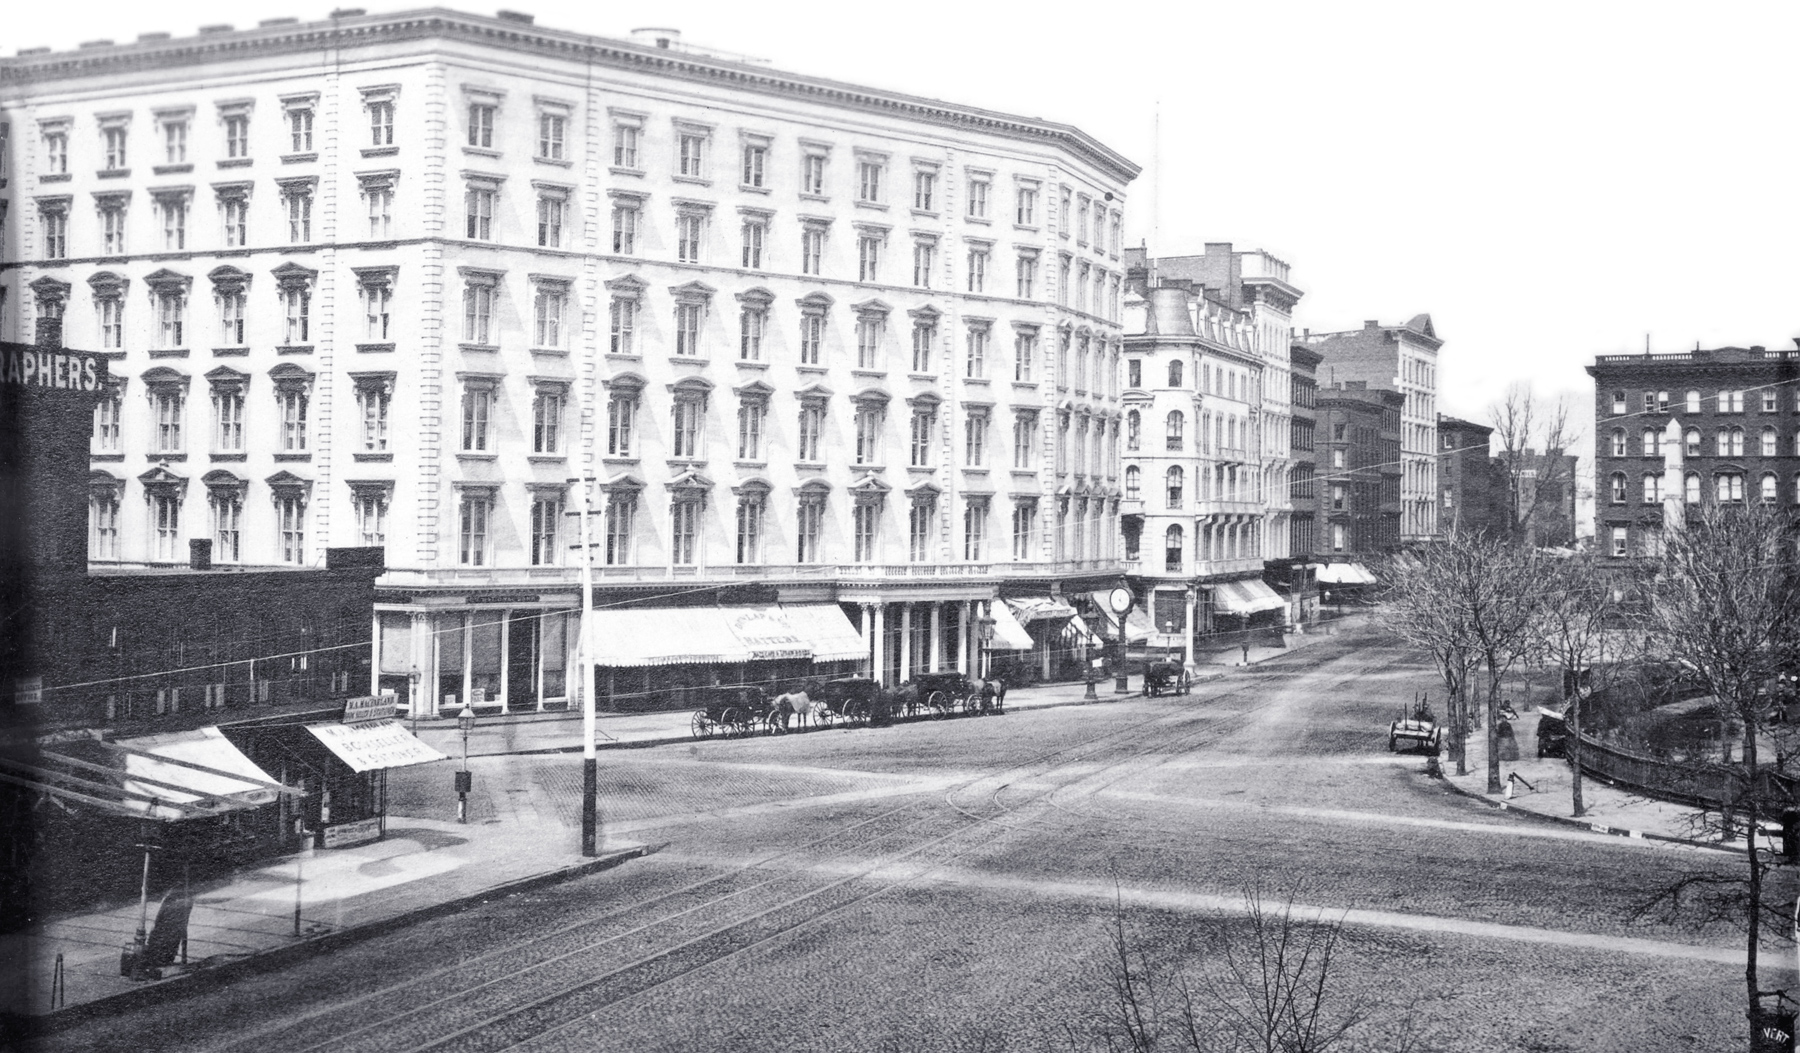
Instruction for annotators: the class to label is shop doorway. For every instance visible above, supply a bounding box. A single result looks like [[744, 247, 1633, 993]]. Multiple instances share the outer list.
[[507, 611, 538, 711]]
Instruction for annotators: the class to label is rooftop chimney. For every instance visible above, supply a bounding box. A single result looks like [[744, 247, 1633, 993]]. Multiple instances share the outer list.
[[631, 27, 681, 48], [198, 24, 234, 33], [258, 18, 298, 26], [79, 39, 115, 48], [1363, 320, 1380, 330], [496, 9, 535, 23], [137, 32, 171, 42], [330, 8, 368, 17]]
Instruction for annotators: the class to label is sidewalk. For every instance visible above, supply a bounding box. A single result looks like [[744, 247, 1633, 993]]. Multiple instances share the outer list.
[[1438, 707, 1744, 854], [3, 816, 644, 1026]]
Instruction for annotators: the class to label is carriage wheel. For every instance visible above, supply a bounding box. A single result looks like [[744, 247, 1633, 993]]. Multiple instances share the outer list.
[[766, 711, 785, 735], [962, 694, 982, 716], [811, 706, 834, 730], [925, 690, 950, 718], [1387, 734, 1399, 753], [720, 707, 742, 737], [690, 712, 709, 740]]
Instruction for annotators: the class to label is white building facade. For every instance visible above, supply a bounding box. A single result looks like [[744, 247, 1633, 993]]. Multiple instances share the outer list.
[[0, 10, 1138, 713]]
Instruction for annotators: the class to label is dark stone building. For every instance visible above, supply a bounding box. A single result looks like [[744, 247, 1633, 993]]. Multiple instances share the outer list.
[[1436, 414, 1505, 537], [1315, 382, 1404, 560]]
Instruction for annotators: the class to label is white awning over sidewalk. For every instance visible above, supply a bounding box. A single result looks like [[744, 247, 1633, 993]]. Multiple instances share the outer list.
[[588, 607, 757, 666], [1313, 562, 1377, 585], [1211, 579, 1288, 615], [0, 728, 300, 822], [306, 721, 446, 774], [779, 604, 867, 662], [988, 601, 1035, 650]]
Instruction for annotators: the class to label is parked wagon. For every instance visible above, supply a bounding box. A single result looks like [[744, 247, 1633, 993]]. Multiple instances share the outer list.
[[911, 672, 978, 717], [1388, 694, 1442, 753], [812, 676, 885, 726], [1141, 659, 1191, 697], [689, 685, 777, 739]]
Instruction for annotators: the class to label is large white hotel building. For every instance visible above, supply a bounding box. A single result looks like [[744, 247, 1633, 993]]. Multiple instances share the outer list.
[[0, 9, 1138, 714]]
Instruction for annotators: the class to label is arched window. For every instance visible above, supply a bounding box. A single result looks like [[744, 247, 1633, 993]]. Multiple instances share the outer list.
[[1762, 427, 1778, 456], [1641, 429, 1658, 456], [1167, 359, 1184, 387], [1608, 472, 1626, 503], [1717, 428, 1730, 456], [1730, 427, 1745, 456], [1124, 464, 1140, 499], [1609, 429, 1626, 456], [1684, 472, 1700, 504], [1165, 410, 1184, 451], [1684, 428, 1700, 456], [1761, 472, 1779, 504], [1164, 524, 1183, 572], [1642, 473, 1661, 503], [1716, 473, 1744, 503], [1125, 410, 1140, 451], [1166, 466, 1184, 509], [1794, 430, 1800, 457], [1794, 473, 1800, 505], [1685, 390, 1701, 414]]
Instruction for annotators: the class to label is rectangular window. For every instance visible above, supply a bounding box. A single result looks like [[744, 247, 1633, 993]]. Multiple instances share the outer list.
[[609, 298, 637, 354], [222, 197, 248, 247], [606, 392, 636, 455], [222, 114, 250, 159], [858, 235, 882, 282], [914, 170, 936, 211], [677, 213, 704, 264], [966, 247, 988, 293], [802, 227, 825, 276], [99, 298, 125, 349], [612, 203, 639, 254], [538, 112, 566, 160], [468, 103, 495, 149], [800, 314, 824, 365], [1014, 331, 1036, 382], [913, 241, 936, 288], [740, 308, 766, 361], [671, 400, 704, 457], [802, 153, 826, 195], [671, 501, 700, 565], [460, 494, 491, 566], [1016, 185, 1037, 225], [370, 101, 394, 147], [1016, 255, 1037, 299], [156, 198, 187, 250], [533, 389, 564, 454], [853, 503, 879, 563], [279, 389, 308, 452], [157, 292, 187, 348], [908, 501, 934, 561], [911, 411, 934, 467], [152, 494, 181, 562], [366, 187, 393, 238], [858, 160, 883, 203], [742, 218, 766, 269], [358, 385, 389, 452], [798, 404, 823, 461], [466, 187, 495, 240], [530, 497, 561, 566], [963, 503, 986, 561], [212, 494, 241, 562], [214, 389, 244, 451], [534, 286, 566, 347], [461, 387, 492, 451], [104, 127, 128, 170], [1013, 415, 1035, 468], [44, 130, 68, 173], [42, 211, 67, 259], [164, 120, 188, 164], [965, 326, 988, 379], [911, 322, 936, 373], [286, 189, 313, 243], [90, 492, 120, 559], [1011, 503, 1036, 560], [283, 288, 310, 344], [674, 302, 704, 357], [604, 495, 635, 565], [362, 284, 391, 340], [742, 143, 766, 187], [289, 109, 313, 153], [678, 133, 706, 178], [796, 499, 823, 563], [536, 194, 564, 248], [150, 392, 185, 453], [737, 399, 766, 459], [854, 406, 882, 464], [964, 415, 986, 467], [355, 493, 387, 546], [464, 283, 494, 343], [856, 317, 883, 370], [612, 123, 639, 167], [966, 177, 990, 219]]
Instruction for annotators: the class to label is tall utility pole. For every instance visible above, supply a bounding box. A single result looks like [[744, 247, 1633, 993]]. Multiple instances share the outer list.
[[576, 463, 599, 857]]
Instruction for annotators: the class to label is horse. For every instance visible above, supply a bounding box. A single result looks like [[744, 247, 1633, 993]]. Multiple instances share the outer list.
[[771, 682, 834, 731], [879, 682, 918, 723], [976, 677, 1007, 714]]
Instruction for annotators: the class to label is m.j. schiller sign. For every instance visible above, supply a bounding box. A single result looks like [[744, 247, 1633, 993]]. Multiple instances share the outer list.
[[1, 346, 106, 390]]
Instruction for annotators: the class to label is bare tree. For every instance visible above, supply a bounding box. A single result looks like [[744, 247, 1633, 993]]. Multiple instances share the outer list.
[[1638, 499, 1800, 1042], [1531, 553, 1626, 816], [1462, 536, 1548, 793], [1489, 384, 1580, 548], [1383, 541, 1480, 775]]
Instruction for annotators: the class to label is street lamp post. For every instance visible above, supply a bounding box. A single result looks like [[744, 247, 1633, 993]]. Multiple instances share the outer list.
[[455, 705, 475, 823], [407, 665, 421, 736], [976, 615, 996, 682]]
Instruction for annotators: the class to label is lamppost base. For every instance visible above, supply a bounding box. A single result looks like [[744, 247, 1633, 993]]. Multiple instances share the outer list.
[[1114, 675, 1131, 695], [1083, 678, 1098, 700]]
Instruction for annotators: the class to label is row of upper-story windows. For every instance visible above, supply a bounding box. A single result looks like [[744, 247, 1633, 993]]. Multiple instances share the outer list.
[[1121, 408, 1254, 457], [1122, 357, 1257, 399], [1606, 425, 1800, 459], [1604, 470, 1800, 508], [1609, 387, 1800, 416], [1121, 462, 1265, 510]]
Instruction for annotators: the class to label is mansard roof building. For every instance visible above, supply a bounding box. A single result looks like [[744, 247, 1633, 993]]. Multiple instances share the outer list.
[[0, 8, 1139, 713]]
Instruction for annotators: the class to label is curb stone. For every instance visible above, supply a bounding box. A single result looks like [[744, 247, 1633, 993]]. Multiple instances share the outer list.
[[15, 844, 648, 1036], [1431, 770, 1739, 855]]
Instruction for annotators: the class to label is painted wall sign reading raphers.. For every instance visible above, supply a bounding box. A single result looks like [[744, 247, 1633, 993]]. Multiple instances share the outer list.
[[0, 346, 107, 390]]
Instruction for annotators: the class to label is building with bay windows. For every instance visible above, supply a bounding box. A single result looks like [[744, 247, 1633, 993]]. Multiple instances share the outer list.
[[1, 9, 1137, 713]]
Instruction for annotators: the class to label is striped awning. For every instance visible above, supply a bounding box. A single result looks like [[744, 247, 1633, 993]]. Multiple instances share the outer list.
[[988, 601, 1035, 650], [0, 728, 299, 822], [779, 604, 868, 662], [1211, 579, 1288, 615]]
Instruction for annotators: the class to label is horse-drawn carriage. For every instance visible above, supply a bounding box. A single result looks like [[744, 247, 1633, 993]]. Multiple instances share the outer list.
[[1387, 693, 1442, 753], [1141, 658, 1192, 697], [908, 672, 1005, 717], [689, 685, 779, 739]]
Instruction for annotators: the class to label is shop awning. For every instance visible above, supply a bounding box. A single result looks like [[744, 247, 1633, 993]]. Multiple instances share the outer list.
[[1211, 579, 1288, 615], [589, 606, 758, 666], [779, 604, 868, 662], [987, 601, 1035, 650], [1006, 597, 1078, 627], [1062, 615, 1103, 649], [305, 720, 445, 774], [0, 728, 299, 822], [1314, 563, 1377, 585], [721, 606, 812, 661]]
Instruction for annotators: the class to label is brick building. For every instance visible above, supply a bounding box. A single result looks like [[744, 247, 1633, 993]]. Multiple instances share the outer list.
[[1315, 381, 1403, 560], [1436, 413, 1503, 537]]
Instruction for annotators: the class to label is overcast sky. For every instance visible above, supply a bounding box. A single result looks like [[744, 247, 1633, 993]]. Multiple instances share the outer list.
[[14, 1, 1799, 429]]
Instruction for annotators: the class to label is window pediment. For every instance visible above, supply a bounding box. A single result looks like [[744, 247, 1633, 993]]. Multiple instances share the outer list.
[[138, 466, 187, 495], [205, 366, 249, 391], [352, 265, 398, 289], [736, 286, 776, 309], [668, 280, 716, 303], [208, 265, 252, 292], [202, 469, 248, 494], [605, 273, 648, 298], [605, 371, 648, 393], [87, 271, 129, 298], [852, 298, 892, 317], [143, 268, 192, 294], [141, 366, 190, 390], [796, 291, 835, 313]]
